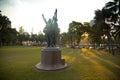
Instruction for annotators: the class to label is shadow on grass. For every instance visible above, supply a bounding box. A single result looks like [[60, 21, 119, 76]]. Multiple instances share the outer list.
[[80, 49, 120, 80]]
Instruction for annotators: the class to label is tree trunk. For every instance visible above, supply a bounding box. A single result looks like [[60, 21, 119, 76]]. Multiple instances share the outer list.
[[0, 42, 1, 47], [111, 44, 115, 55], [108, 36, 115, 55], [107, 36, 111, 54], [0, 33, 2, 47]]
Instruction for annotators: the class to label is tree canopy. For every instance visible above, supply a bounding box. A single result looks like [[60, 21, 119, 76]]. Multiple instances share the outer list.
[[0, 11, 18, 46]]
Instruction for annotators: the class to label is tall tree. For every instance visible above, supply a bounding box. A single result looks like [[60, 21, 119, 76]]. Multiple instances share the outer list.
[[103, 0, 120, 55], [92, 9, 115, 54], [92, 0, 119, 55], [68, 21, 85, 45], [0, 11, 18, 46], [92, 10, 110, 44], [103, 0, 120, 45]]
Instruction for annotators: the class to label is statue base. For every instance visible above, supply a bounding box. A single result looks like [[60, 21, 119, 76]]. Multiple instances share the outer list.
[[35, 47, 67, 70]]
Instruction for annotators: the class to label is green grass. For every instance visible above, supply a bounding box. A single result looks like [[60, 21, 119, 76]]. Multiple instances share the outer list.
[[0, 46, 120, 80]]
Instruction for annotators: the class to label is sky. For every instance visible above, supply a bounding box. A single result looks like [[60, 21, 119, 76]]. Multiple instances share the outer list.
[[0, 0, 111, 34]]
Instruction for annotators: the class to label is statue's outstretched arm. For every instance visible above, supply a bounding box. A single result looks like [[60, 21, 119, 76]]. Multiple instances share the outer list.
[[42, 14, 47, 24]]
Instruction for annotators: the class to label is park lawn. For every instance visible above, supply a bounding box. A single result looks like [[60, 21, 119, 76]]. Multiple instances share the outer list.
[[0, 46, 120, 80]]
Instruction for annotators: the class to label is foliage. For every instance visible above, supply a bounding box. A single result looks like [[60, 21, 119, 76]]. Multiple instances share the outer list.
[[91, 0, 120, 55], [82, 22, 91, 42], [90, 10, 110, 44], [17, 26, 29, 45], [68, 21, 85, 45], [0, 11, 18, 46], [102, 0, 120, 44], [37, 33, 46, 42], [0, 47, 120, 80], [59, 32, 69, 46], [17, 27, 46, 46]]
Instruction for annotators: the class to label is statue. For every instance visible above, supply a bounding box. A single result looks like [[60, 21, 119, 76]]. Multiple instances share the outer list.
[[42, 9, 60, 47], [35, 9, 67, 71]]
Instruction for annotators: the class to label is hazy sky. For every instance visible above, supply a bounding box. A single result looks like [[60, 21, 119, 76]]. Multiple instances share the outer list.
[[0, 0, 111, 34]]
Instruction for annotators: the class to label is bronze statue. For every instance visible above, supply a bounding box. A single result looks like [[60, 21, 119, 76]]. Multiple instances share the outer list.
[[42, 9, 60, 47], [36, 9, 67, 70]]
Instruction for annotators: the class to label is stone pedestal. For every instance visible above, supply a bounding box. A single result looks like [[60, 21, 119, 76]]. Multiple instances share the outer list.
[[35, 47, 67, 70]]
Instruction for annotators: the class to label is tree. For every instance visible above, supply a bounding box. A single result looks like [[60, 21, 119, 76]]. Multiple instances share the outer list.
[[92, 10, 110, 44], [18, 26, 30, 45], [92, 0, 120, 55], [102, 0, 120, 55], [6, 28, 18, 45], [68, 21, 85, 45], [68, 22, 76, 45], [103, 0, 120, 45], [37, 33, 46, 43], [0, 11, 18, 46], [59, 32, 68, 46], [92, 9, 115, 54]]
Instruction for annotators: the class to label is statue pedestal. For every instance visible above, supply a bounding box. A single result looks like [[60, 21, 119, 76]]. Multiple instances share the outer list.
[[35, 47, 67, 70]]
